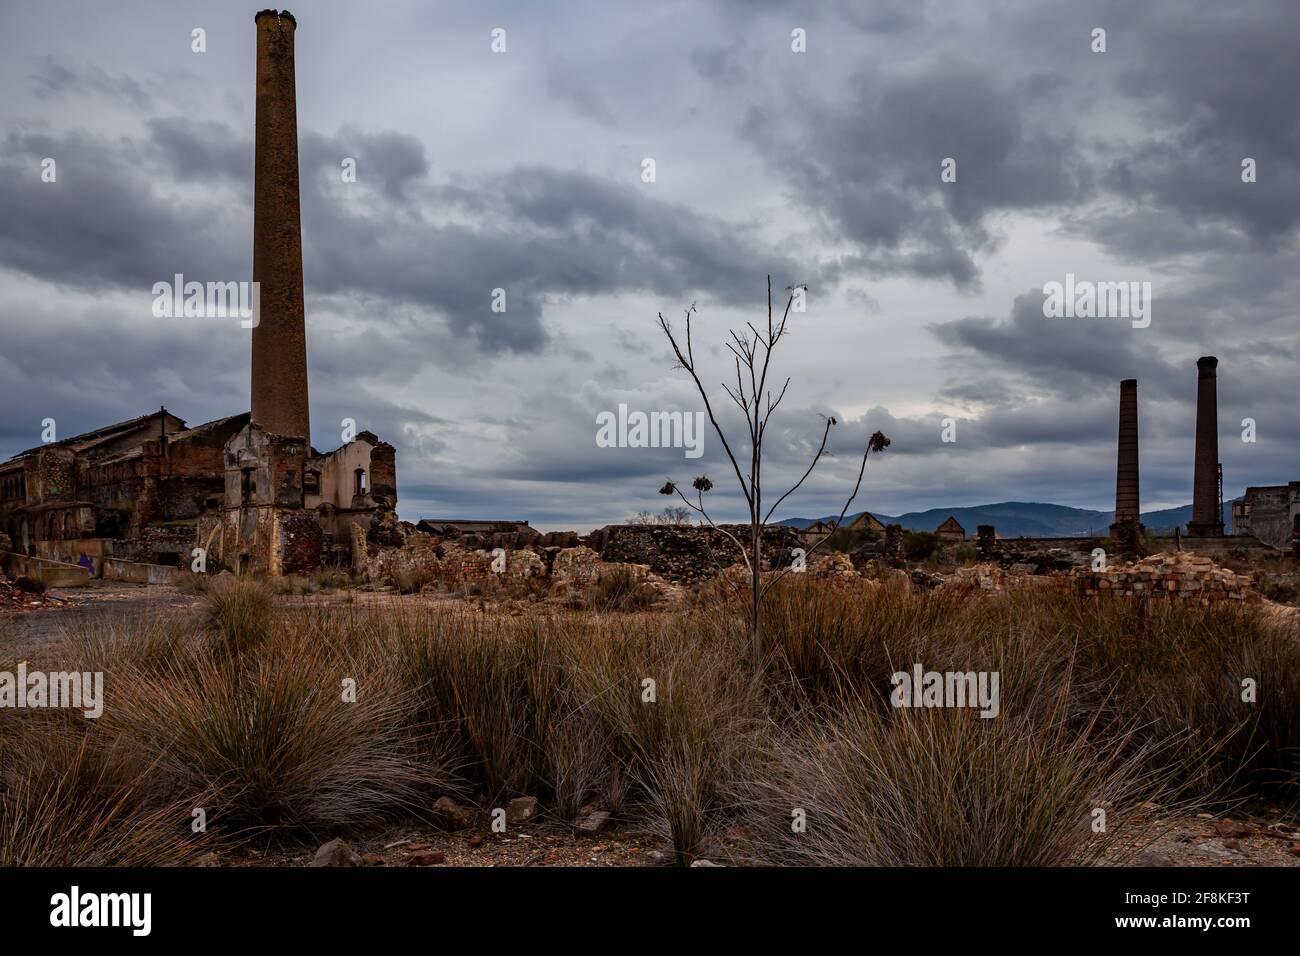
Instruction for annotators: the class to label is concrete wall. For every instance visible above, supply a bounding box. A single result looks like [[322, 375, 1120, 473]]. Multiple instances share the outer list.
[[2, 552, 91, 587], [101, 557, 180, 585]]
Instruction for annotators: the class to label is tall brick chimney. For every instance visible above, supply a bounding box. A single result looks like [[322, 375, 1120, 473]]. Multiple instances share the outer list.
[[1188, 355, 1223, 536], [1110, 378, 1141, 555], [251, 9, 310, 442]]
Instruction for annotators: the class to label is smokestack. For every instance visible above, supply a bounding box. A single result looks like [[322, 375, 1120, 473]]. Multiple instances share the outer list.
[[1188, 355, 1223, 536], [251, 9, 310, 442], [1110, 379, 1141, 558], [1113, 377, 1140, 512]]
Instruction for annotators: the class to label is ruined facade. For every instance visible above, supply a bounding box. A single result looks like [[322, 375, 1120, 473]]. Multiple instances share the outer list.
[[0, 410, 245, 573], [1232, 483, 1300, 551], [0, 10, 396, 582]]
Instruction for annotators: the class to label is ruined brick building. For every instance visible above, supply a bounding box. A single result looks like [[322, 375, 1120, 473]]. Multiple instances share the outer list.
[[1232, 483, 1300, 551], [0, 10, 396, 580]]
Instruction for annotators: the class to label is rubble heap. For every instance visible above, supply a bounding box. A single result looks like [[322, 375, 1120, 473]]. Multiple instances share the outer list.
[[0, 571, 66, 610], [939, 563, 1052, 593], [1065, 551, 1259, 603]]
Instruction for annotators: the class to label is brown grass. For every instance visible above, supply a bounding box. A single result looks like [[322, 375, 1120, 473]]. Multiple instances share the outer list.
[[0, 576, 1294, 866]]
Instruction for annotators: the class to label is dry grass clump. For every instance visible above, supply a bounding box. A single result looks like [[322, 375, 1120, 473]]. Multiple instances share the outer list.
[[102, 627, 439, 834], [733, 683, 1168, 866], [174, 571, 210, 594], [586, 568, 658, 612], [0, 714, 210, 866], [203, 575, 274, 660], [393, 565, 435, 594]]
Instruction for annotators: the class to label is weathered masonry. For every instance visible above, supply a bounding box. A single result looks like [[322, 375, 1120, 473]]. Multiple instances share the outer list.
[[0, 10, 397, 581]]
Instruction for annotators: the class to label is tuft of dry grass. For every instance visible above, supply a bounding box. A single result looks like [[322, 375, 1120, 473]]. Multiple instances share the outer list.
[[100, 627, 440, 835], [732, 679, 1173, 866], [203, 575, 273, 661], [0, 714, 212, 866], [586, 568, 658, 612]]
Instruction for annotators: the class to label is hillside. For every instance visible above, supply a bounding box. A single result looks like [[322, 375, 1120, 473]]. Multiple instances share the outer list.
[[780, 500, 1238, 538]]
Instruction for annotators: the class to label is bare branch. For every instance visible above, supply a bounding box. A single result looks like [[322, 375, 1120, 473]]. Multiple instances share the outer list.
[[763, 415, 834, 524]]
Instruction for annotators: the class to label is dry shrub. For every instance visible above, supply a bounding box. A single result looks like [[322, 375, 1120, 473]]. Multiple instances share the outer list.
[[393, 565, 433, 594], [575, 615, 760, 864], [587, 568, 658, 612], [0, 714, 211, 866], [174, 571, 211, 594], [6, 576, 1295, 865], [100, 625, 440, 836], [203, 575, 273, 660], [272, 574, 319, 596], [391, 610, 541, 799], [1050, 595, 1300, 804], [734, 682, 1167, 866]]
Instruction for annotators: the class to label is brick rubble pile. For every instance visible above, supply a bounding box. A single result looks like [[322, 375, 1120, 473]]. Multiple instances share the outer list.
[[1065, 551, 1259, 603]]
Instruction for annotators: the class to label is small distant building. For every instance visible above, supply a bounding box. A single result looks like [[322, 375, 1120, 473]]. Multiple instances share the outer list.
[[798, 519, 837, 548], [1232, 483, 1300, 550], [798, 512, 886, 549], [847, 512, 887, 535], [935, 516, 966, 543]]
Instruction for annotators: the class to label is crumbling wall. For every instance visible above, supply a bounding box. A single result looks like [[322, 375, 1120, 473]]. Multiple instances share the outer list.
[[32, 448, 76, 504], [279, 510, 327, 575], [589, 524, 799, 583], [1064, 551, 1259, 603]]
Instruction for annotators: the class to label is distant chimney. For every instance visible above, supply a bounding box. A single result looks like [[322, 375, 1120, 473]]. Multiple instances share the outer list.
[[251, 10, 310, 442], [1187, 356, 1223, 536], [1110, 378, 1141, 555]]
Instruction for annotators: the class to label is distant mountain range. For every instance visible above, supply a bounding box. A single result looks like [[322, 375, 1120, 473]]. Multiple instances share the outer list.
[[779, 500, 1241, 538]]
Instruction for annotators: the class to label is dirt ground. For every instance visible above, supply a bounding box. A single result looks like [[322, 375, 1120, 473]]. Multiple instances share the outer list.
[[205, 806, 1300, 868], [0, 580, 204, 659], [0, 580, 496, 660]]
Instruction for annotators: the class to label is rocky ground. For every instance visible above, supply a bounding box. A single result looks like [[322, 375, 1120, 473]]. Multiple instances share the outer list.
[[1100, 804, 1300, 867], [0, 578, 202, 658], [200, 803, 1300, 868]]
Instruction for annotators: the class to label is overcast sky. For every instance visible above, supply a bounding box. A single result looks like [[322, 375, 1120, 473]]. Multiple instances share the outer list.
[[1, 0, 1296, 530]]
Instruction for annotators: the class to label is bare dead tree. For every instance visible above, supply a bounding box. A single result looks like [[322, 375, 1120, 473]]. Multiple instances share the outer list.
[[657, 276, 890, 664]]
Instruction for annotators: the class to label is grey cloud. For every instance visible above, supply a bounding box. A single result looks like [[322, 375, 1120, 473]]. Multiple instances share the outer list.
[[545, 60, 618, 126], [749, 57, 1090, 287], [29, 55, 155, 111]]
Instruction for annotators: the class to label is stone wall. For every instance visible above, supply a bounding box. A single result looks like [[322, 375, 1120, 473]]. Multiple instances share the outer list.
[[589, 523, 799, 583]]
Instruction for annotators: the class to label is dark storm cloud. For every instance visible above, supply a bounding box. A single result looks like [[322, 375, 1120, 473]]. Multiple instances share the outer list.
[[296, 158, 808, 354], [147, 117, 250, 183], [544, 59, 617, 127], [748, 56, 1091, 288], [936, 291, 1181, 401], [302, 128, 430, 202], [1097, 2, 1300, 251], [0, 112, 804, 359], [0, 126, 248, 293]]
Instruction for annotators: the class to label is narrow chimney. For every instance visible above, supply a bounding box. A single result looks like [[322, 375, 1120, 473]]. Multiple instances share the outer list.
[[1188, 356, 1223, 536], [251, 9, 310, 442], [1111, 379, 1141, 555]]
